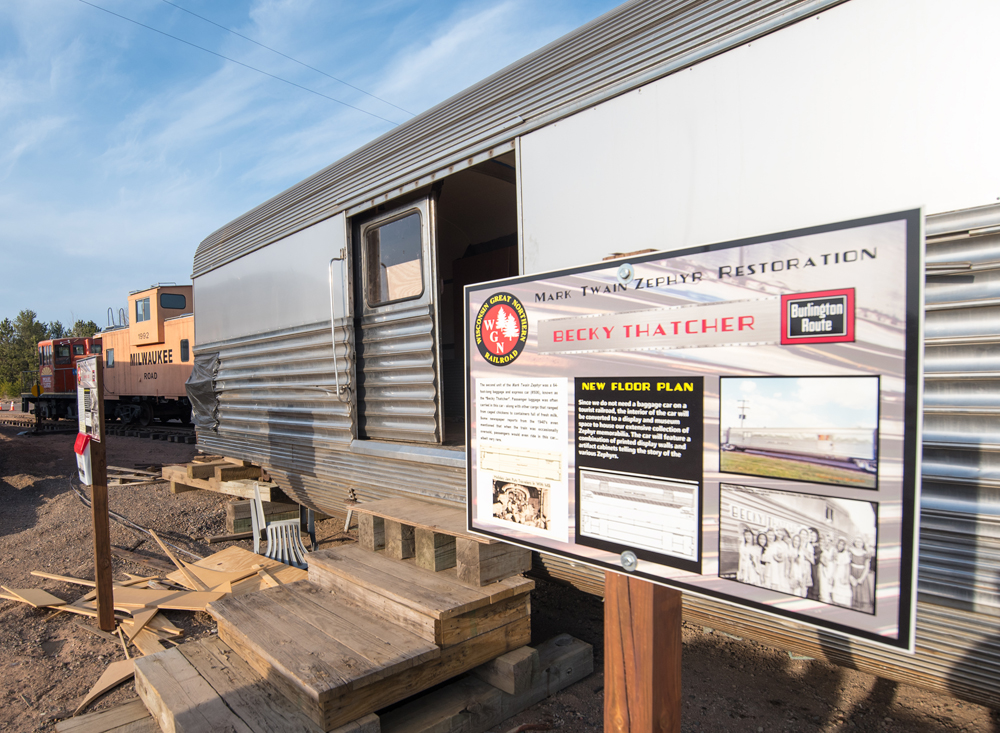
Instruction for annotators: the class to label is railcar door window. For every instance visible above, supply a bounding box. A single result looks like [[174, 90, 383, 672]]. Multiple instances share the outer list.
[[364, 212, 423, 305], [180, 339, 189, 362], [106, 349, 114, 368], [55, 346, 71, 365], [136, 297, 151, 323]]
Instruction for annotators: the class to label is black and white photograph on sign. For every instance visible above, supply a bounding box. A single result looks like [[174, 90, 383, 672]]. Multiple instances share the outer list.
[[493, 480, 550, 530], [719, 376, 880, 489], [719, 483, 877, 615], [579, 468, 698, 562]]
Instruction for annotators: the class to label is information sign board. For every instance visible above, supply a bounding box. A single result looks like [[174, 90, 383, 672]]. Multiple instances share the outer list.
[[465, 210, 922, 650], [77, 357, 101, 442]]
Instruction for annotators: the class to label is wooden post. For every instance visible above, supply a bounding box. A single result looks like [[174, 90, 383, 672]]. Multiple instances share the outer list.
[[89, 359, 114, 631], [604, 570, 682, 733]]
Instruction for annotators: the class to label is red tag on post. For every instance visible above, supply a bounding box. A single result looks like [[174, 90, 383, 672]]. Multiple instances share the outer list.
[[74, 433, 92, 455]]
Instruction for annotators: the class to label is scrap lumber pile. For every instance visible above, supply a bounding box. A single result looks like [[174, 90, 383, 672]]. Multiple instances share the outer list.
[[125, 497, 591, 732], [3, 537, 308, 723], [160, 454, 289, 501]]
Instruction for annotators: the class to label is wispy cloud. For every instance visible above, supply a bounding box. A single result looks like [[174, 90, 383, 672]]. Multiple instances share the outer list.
[[0, 0, 618, 325]]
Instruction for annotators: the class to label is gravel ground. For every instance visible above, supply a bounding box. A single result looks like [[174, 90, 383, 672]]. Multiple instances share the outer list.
[[0, 421, 996, 732]]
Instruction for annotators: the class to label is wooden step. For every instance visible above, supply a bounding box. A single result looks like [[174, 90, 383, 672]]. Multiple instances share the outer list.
[[379, 635, 594, 733], [353, 498, 531, 585], [207, 579, 530, 730], [134, 636, 379, 733], [307, 544, 533, 646]]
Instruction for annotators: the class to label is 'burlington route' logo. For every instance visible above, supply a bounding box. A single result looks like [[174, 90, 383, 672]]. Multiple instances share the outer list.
[[475, 292, 528, 366]]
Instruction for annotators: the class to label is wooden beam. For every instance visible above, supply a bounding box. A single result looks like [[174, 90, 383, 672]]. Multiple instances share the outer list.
[[90, 359, 115, 633], [416, 529, 456, 572], [358, 514, 385, 552], [385, 520, 415, 560], [604, 571, 681, 733]]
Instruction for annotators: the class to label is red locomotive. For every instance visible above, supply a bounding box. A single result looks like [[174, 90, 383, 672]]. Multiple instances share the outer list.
[[29, 337, 103, 418]]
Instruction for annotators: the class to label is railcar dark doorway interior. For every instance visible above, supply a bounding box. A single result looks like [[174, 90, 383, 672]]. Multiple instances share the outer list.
[[351, 153, 518, 447]]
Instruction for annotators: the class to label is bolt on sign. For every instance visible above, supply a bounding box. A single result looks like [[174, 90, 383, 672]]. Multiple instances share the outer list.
[[465, 210, 922, 651]]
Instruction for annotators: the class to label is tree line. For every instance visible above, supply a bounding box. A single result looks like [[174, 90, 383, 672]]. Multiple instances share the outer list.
[[0, 311, 99, 398]]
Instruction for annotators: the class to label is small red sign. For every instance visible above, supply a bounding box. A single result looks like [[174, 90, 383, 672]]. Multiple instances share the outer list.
[[73, 433, 92, 455], [475, 293, 528, 366], [780, 288, 855, 345]]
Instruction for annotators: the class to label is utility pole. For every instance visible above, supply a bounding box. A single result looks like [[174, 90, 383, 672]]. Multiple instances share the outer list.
[[737, 400, 750, 429]]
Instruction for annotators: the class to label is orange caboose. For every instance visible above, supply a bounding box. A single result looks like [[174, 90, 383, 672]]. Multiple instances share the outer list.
[[100, 284, 194, 425]]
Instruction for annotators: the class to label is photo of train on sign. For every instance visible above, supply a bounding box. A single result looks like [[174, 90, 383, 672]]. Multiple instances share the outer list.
[[179, 0, 1000, 710]]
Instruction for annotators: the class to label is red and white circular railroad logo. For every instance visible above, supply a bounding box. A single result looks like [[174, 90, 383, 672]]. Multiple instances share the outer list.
[[475, 293, 528, 366]]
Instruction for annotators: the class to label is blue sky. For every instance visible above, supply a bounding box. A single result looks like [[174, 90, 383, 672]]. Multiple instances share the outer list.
[[0, 0, 619, 328]]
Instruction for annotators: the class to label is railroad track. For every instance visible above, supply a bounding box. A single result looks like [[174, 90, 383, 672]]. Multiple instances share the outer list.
[[0, 413, 196, 443]]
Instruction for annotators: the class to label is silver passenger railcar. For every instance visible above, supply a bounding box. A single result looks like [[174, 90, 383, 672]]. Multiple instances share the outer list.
[[190, 0, 1000, 709]]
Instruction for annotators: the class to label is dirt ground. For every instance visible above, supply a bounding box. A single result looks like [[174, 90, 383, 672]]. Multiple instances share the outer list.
[[0, 421, 996, 732]]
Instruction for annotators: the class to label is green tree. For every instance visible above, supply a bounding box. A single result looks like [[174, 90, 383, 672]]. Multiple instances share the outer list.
[[69, 319, 100, 338], [12, 310, 49, 382], [0, 318, 16, 386], [49, 320, 66, 338]]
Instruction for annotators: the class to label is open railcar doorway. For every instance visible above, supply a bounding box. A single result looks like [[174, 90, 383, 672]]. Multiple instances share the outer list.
[[351, 153, 518, 447]]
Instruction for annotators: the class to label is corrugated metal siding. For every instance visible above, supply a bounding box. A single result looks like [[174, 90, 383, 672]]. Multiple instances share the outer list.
[[532, 204, 1000, 708], [357, 306, 440, 443], [192, 0, 846, 278]]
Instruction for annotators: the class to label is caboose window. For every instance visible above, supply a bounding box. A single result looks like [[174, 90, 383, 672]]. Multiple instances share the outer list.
[[160, 293, 186, 310], [89, 343, 102, 355], [364, 211, 423, 306], [73, 345, 85, 355], [180, 339, 189, 362], [55, 345, 71, 365], [136, 297, 151, 323], [106, 349, 115, 368]]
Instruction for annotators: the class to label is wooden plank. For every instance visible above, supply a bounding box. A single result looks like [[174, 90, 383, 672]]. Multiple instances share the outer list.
[[80, 587, 227, 611], [456, 539, 532, 586], [148, 530, 211, 592], [470, 645, 538, 695], [89, 367, 115, 633], [308, 545, 515, 620], [385, 520, 415, 560], [320, 616, 531, 730], [177, 637, 325, 733], [415, 529, 456, 572], [226, 499, 297, 521], [111, 548, 176, 575], [358, 514, 385, 552], [213, 479, 285, 502], [134, 647, 255, 733], [604, 571, 681, 733], [56, 698, 151, 733], [353, 498, 494, 543], [132, 629, 167, 656], [439, 594, 530, 649], [165, 562, 259, 591], [185, 545, 307, 595], [215, 464, 261, 482], [169, 481, 200, 495], [125, 608, 159, 643], [74, 659, 136, 715], [1, 586, 67, 608], [379, 635, 592, 733], [186, 460, 230, 479]]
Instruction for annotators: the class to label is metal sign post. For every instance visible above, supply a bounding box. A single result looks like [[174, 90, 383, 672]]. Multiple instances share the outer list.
[[76, 357, 114, 631]]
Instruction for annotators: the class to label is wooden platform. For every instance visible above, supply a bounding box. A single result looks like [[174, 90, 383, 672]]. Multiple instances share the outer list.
[[207, 572, 530, 730], [161, 458, 289, 502], [134, 636, 379, 733], [307, 544, 533, 646], [352, 498, 531, 585]]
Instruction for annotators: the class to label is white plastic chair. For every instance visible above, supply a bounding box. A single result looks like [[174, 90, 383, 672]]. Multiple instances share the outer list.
[[251, 482, 310, 569]]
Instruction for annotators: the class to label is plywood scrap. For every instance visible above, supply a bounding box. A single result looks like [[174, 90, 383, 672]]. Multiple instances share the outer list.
[[55, 698, 153, 733], [132, 628, 168, 656], [125, 607, 160, 642], [166, 561, 259, 591], [74, 658, 136, 716], [148, 530, 210, 592], [79, 587, 227, 612], [1, 585, 67, 608]]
